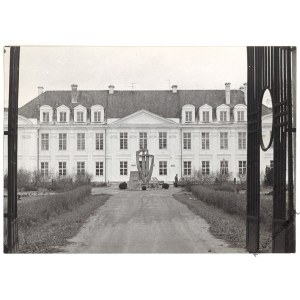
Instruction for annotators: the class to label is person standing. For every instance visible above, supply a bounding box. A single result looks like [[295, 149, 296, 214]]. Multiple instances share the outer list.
[[174, 174, 178, 187]]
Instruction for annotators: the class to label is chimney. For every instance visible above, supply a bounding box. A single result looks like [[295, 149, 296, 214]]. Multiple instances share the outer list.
[[38, 86, 44, 96], [243, 83, 247, 105], [71, 84, 78, 103], [225, 82, 231, 105], [108, 85, 115, 94], [171, 85, 178, 93]]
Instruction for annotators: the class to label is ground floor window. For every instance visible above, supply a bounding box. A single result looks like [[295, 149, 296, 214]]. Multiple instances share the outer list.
[[77, 162, 85, 175], [58, 161, 67, 176], [159, 161, 167, 175], [220, 160, 229, 174], [238, 161, 247, 175], [96, 162, 104, 176], [202, 161, 210, 175], [120, 161, 128, 175], [183, 161, 192, 176], [41, 162, 48, 177]]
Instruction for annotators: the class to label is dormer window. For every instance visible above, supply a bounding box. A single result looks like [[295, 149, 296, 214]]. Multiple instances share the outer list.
[[74, 105, 87, 123], [216, 104, 230, 122], [39, 105, 53, 123], [237, 111, 245, 122], [60, 112, 67, 122], [77, 111, 84, 122], [182, 104, 195, 124], [233, 104, 247, 123], [56, 105, 70, 123], [202, 111, 209, 122], [220, 111, 227, 122], [199, 104, 213, 123], [43, 112, 49, 122], [185, 111, 192, 123], [91, 105, 104, 123], [94, 111, 101, 122]]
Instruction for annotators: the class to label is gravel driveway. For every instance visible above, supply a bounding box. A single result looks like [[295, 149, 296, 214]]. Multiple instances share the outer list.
[[64, 186, 241, 253]]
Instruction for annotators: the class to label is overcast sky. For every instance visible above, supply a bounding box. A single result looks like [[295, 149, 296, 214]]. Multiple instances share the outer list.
[[4, 46, 247, 107]]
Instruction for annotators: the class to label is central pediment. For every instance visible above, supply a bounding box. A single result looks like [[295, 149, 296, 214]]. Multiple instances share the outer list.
[[110, 110, 177, 126]]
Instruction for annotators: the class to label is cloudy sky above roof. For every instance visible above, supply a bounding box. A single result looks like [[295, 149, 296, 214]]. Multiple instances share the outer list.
[[4, 47, 247, 107]]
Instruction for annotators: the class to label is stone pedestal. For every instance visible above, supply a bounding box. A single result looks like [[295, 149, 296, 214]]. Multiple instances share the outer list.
[[128, 171, 142, 190]]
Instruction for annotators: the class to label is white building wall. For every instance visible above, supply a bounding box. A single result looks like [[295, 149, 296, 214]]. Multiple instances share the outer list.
[[4, 111, 274, 184]]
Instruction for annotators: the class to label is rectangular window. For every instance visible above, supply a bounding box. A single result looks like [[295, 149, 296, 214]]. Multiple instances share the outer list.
[[77, 133, 85, 150], [202, 111, 210, 122], [159, 132, 167, 149], [201, 132, 210, 149], [59, 133, 67, 150], [202, 161, 210, 175], [43, 112, 49, 122], [77, 162, 85, 175], [139, 132, 147, 149], [96, 162, 104, 176], [58, 162, 67, 176], [41, 162, 49, 177], [183, 132, 191, 149], [220, 132, 228, 149], [185, 111, 192, 122], [270, 160, 274, 169], [238, 132, 247, 149], [239, 161, 247, 175], [220, 160, 229, 174], [120, 161, 128, 175], [41, 133, 49, 150], [94, 111, 101, 122], [95, 133, 104, 150], [183, 161, 192, 176], [237, 111, 245, 122], [77, 111, 84, 122], [159, 161, 167, 175], [220, 111, 227, 122], [120, 132, 128, 149], [60, 112, 67, 122]]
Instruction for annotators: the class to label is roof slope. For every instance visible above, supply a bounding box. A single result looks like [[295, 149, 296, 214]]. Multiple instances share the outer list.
[[18, 89, 246, 119]]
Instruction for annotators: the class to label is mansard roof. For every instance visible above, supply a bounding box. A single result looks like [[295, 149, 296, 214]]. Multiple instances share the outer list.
[[19, 89, 247, 119]]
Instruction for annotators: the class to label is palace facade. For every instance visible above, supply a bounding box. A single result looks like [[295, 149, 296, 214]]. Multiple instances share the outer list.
[[4, 83, 273, 183]]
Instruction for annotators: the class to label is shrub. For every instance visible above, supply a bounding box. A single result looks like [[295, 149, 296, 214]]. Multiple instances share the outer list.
[[213, 183, 235, 193], [142, 185, 147, 191], [90, 181, 107, 187], [18, 185, 91, 229], [190, 185, 271, 225], [74, 173, 93, 187], [162, 183, 169, 189], [17, 168, 32, 188], [264, 166, 273, 187], [119, 182, 127, 190]]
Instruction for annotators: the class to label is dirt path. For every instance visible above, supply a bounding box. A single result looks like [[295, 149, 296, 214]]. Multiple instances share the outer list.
[[63, 187, 242, 253]]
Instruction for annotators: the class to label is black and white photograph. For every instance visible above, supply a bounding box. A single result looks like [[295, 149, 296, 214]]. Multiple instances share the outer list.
[[0, 1, 299, 300], [3, 46, 296, 254]]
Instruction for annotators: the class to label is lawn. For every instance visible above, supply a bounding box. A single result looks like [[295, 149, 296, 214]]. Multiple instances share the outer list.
[[174, 185, 273, 253], [4, 186, 111, 253]]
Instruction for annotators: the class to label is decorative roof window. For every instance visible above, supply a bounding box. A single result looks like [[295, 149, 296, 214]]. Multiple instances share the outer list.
[[56, 105, 70, 123], [91, 105, 105, 123], [216, 104, 230, 122], [233, 104, 247, 122], [39, 105, 53, 123], [182, 104, 195, 124], [199, 104, 213, 123], [74, 105, 87, 123]]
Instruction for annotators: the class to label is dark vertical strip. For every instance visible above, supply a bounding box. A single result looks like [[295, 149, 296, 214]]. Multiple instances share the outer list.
[[246, 46, 260, 252], [7, 46, 20, 253], [286, 48, 295, 252]]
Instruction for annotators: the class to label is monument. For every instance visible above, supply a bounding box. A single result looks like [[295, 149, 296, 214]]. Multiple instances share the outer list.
[[128, 149, 154, 190]]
